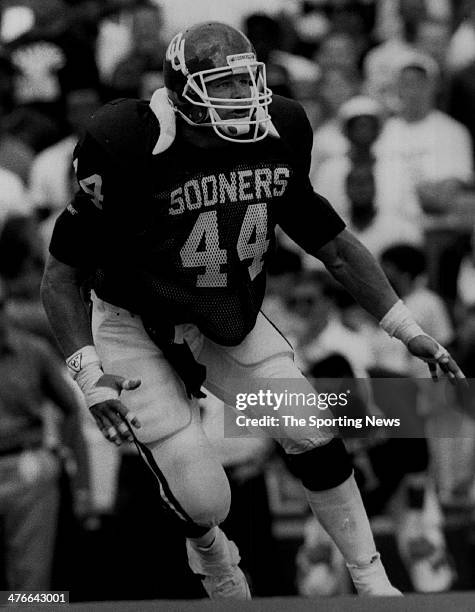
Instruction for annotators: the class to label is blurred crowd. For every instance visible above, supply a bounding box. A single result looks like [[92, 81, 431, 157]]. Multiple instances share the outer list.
[[2, 0, 475, 601]]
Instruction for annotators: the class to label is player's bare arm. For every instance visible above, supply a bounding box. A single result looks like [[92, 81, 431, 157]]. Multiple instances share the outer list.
[[315, 228, 465, 384], [41, 254, 142, 444], [41, 255, 94, 354]]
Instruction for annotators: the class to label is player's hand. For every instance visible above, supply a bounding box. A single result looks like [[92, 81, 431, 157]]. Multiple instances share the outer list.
[[407, 334, 466, 385], [89, 374, 142, 445]]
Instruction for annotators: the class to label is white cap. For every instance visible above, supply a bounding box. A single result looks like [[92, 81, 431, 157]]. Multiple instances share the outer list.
[[1, 7, 35, 43], [394, 50, 439, 79], [338, 96, 384, 123]]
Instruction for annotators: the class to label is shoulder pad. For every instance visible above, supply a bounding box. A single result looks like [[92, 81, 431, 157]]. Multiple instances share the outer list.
[[85, 98, 160, 169], [269, 94, 313, 174]]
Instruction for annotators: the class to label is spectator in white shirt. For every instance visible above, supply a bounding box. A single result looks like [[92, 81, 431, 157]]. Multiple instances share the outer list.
[[376, 51, 473, 216], [366, 5, 452, 111], [311, 96, 421, 256], [377, 51, 474, 301], [0, 166, 29, 230], [446, 0, 475, 72], [310, 67, 362, 176], [28, 88, 101, 251]]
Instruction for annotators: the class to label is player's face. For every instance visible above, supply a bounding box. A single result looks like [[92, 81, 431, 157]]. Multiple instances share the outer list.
[[206, 73, 253, 121]]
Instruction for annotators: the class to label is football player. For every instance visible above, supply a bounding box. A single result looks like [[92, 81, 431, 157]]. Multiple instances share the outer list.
[[41, 22, 464, 599]]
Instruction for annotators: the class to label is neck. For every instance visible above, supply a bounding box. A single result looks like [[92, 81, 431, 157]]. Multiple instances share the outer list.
[[349, 147, 375, 162], [400, 107, 431, 123], [179, 122, 229, 149]]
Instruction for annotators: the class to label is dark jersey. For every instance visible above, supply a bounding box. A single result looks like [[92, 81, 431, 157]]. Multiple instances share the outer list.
[[50, 95, 345, 345]]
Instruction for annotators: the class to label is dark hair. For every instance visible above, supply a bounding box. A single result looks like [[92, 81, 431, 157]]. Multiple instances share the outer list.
[[380, 244, 426, 279]]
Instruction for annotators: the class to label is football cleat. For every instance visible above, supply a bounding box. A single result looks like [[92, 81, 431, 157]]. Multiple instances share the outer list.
[[186, 528, 251, 600], [347, 553, 403, 596]]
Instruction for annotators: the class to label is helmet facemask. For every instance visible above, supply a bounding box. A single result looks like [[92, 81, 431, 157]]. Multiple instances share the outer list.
[[178, 57, 272, 143]]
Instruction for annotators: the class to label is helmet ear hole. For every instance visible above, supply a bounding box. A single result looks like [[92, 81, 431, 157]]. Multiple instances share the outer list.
[[188, 106, 208, 124]]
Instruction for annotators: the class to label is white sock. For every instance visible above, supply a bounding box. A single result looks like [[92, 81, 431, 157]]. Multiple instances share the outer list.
[[304, 474, 397, 595], [186, 528, 240, 575], [188, 526, 217, 550]]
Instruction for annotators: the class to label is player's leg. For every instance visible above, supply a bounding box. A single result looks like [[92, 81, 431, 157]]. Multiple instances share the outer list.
[[91, 297, 250, 599], [138, 408, 250, 599], [199, 313, 401, 595]]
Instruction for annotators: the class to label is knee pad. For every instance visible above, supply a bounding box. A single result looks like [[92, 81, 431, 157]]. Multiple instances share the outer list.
[[284, 438, 353, 491]]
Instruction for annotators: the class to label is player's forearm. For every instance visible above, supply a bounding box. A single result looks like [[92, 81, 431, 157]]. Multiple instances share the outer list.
[[41, 255, 94, 357], [320, 230, 399, 321]]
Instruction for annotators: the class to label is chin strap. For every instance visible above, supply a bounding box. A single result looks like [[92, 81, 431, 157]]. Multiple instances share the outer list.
[[214, 107, 280, 139], [218, 117, 253, 136], [149, 87, 280, 151]]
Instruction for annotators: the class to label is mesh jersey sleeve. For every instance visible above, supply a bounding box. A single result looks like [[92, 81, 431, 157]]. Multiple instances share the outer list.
[[49, 133, 109, 268], [273, 97, 346, 254], [276, 182, 346, 255]]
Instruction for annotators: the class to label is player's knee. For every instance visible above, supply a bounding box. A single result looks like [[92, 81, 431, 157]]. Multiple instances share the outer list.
[[186, 470, 231, 528], [188, 494, 230, 529], [284, 438, 353, 491]]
